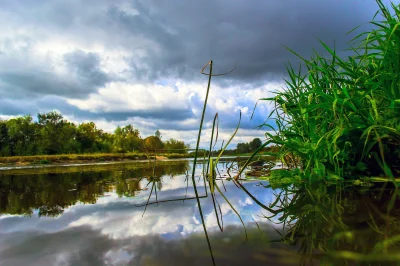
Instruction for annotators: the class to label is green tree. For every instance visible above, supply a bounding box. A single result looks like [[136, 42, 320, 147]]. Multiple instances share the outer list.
[[155, 130, 162, 139], [164, 138, 187, 153], [124, 125, 142, 151], [144, 136, 164, 151], [236, 142, 250, 154], [37, 111, 77, 154], [76, 122, 103, 153], [6, 115, 38, 155], [0, 112, 190, 157], [113, 125, 142, 152], [0, 119, 10, 156], [62, 122, 80, 153], [98, 132, 114, 153], [250, 138, 262, 151]]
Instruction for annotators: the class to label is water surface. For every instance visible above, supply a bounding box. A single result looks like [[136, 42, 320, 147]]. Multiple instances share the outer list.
[[1, 160, 399, 265]]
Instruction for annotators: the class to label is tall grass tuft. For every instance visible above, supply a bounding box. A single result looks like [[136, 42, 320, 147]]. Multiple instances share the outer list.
[[245, 0, 400, 183]]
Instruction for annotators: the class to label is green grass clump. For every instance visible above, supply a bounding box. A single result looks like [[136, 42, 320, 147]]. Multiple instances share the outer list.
[[253, 0, 400, 181]]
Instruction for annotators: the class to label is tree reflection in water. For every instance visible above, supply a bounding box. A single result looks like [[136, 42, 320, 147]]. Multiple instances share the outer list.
[[0, 160, 189, 217]]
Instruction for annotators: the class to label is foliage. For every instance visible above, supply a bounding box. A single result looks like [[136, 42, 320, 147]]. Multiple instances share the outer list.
[[236, 138, 262, 154], [162, 138, 189, 154], [113, 125, 142, 153], [249, 0, 400, 180], [0, 112, 189, 157], [76, 122, 105, 153], [144, 135, 164, 151], [154, 129, 162, 139], [37, 111, 78, 154], [4, 115, 38, 156]]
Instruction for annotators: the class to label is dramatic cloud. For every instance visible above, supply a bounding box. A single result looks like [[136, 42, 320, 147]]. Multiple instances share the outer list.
[[0, 0, 388, 147]]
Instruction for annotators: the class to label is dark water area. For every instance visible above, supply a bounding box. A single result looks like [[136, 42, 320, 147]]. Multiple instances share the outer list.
[[0, 160, 399, 266]]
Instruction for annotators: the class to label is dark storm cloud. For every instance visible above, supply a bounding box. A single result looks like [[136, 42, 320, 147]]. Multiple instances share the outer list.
[[0, 96, 195, 122], [0, 70, 92, 99], [0, 49, 111, 99], [63, 50, 110, 87], [0, 99, 33, 115], [109, 0, 380, 84], [1, 0, 382, 87]]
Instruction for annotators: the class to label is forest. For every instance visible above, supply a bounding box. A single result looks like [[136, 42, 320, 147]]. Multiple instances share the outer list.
[[0, 111, 188, 156], [0, 111, 269, 158]]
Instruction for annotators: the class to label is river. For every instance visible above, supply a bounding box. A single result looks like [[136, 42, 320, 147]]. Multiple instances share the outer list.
[[0, 159, 398, 265]]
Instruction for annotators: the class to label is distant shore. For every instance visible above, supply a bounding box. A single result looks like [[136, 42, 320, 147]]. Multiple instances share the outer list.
[[0, 152, 185, 167], [0, 152, 276, 168]]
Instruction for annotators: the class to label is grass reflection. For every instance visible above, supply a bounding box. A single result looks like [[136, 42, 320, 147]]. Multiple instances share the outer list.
[[258, 180, 400, 265]]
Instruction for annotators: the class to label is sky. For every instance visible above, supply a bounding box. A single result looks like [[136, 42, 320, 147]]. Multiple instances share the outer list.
[[0, 0, 391, 148]]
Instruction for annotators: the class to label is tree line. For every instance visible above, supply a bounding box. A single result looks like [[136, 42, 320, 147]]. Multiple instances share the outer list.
[[0, 111, 189, 156], [199, 138, 278, 157]]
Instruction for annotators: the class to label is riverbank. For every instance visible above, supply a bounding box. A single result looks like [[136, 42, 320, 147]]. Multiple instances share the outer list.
[[0, 152, 276, 169], [0, 152, 187, 167]]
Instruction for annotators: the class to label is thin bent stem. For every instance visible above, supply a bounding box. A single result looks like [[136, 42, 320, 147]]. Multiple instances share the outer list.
[[190, 60, 216, 266]]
